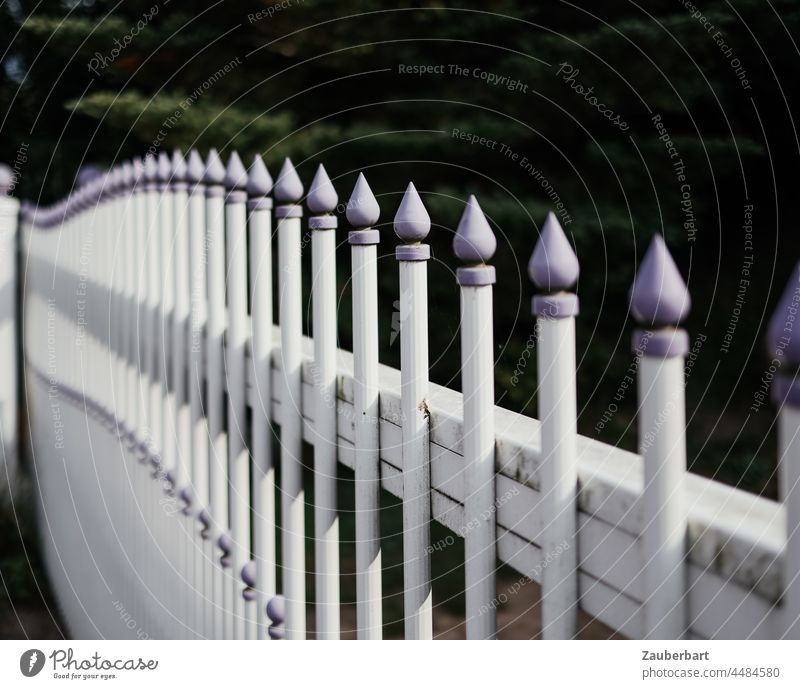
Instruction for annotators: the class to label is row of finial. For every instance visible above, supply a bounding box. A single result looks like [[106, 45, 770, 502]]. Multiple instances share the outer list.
[[13, 149, 691, 328]]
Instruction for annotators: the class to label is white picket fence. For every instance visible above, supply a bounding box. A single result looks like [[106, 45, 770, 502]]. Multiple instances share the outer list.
[[10, 149, 800, 640]]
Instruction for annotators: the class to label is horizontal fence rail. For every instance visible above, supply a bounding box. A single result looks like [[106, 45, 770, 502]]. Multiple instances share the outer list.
[[11, 150, 800, 640]]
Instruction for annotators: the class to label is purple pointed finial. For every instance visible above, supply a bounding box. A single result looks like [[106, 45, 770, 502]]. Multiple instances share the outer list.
[[454, 195, 496, 263], [630, 234, 690, 326], [171, 149, 187, 181], [247, 154, 273, 197], [203, 148, 226, 186], [121, 161, 133, 189], [767, 264, 800, 366], [143, 154, 158, 183], [132, 157, 144, 188], [529, 212, 579, 292], [157, 151, 172, 183], [225, 150, 248, 190], [187, 150, 205, 184], [346, 173, 380, 227], [274, 157, 303, 203], [307, 163, 338, 213], [394, 182, 430, 242]]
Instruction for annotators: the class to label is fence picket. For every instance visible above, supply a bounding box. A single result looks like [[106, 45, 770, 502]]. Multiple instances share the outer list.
[[247, 154, 277, 640], [308, 163, 341, 639], [346, 173, 383, 640], [455, 196, 497, 640], [274, 157, 307, 640], [630, 235, 690, 640], [394, 182, 433, 640], [530, 212, 580, 639]]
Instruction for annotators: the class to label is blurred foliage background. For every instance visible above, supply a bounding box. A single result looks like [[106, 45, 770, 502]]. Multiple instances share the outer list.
[[3, 0, 800, 499]]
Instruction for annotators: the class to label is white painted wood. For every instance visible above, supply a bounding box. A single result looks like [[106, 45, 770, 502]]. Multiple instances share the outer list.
[[225, 194, 250, 640], [351, 241, 383, 639], [460, 284, 496, 639], [778, 403, 800, 639], [398, 259, 432, 640], [277, 212, 306, 640], [639, 354, 687, 639], [205, 189, 229, 638], [311, 225, 340, 639], [537, 315, 579, 639], [249, 203, 276, 640]]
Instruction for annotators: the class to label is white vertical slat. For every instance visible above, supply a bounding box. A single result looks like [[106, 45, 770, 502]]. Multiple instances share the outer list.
[[308, 164, 341, 639], [346, 173, 383, 639], [248, 154, 276, 640], [393, 182, 433, 640], [529, 212, 579, 639], [171, 152, 192, 639], [186, 149, 211, 638], [204, 149, 230, 638], [274, 158, 306, 640], [224, 151, 251, 640], [144, 156, 163, 465], [454, 196, 497, 640], [630, 235, 690, 640]]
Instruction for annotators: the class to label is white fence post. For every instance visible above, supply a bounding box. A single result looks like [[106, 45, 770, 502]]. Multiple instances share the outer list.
[[224, 151, 251, 640], [308, 164, 341, 639], [0, 166, 20, 492], [529, 211, 580, 639], [455, 195, 497, 640], [247, 154, 276, 640], [203, 148, 230, 638], [767, 264, 800, 639], [394, 182, 433, 640], [274, 157, 306, 640], [186, 149, 211, 638], [346, 173, 383, 639], [630, 234, 690, 640]]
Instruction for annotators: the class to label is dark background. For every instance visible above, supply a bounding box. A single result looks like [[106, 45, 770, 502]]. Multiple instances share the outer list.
[[2, 0, 799, 636]]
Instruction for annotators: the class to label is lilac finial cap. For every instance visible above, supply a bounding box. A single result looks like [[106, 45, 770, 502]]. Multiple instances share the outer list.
[[247, 154, 273, 197], [157, 151, 172, 182], [266, 595, 285, 623], [171, 149, 187, 181], [225, 150, 248, 190], [346, 173, 380, 227], [217, 531, 232, 555], [767, 264, 800, 365], [203, 148, 226, 186], [186, 150, 205, 184], [274, 157, 303, 203], [454, 195, 496, 262], [629, 234, 691, 326], [121, 161, 134, 189], [529, 212, 579, 291], [394, 182, 430, 242], [307, 163, 338, 213], [241, 560, 256, 588]]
